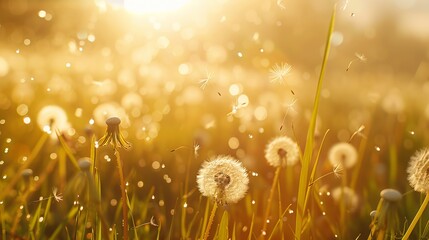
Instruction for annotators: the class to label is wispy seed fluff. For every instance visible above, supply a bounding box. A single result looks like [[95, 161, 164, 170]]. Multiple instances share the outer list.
[[265, 136, 300, 167], [328, 142, 358, 169], [197, 155, 249, 205], [407, 148, 429, 193]]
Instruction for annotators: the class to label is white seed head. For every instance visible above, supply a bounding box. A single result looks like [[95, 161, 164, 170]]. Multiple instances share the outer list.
[[196, 155, 249, 204], [331, 186, 359, 212], [265, 136, 300, 167], [407, 148, 429, 193], [328, 142, 358, 169], [37, 105, 69, 134], [381, 89, 404, 114]]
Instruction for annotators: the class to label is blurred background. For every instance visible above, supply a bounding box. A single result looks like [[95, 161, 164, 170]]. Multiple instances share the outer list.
[[1, 0, 429, 238]]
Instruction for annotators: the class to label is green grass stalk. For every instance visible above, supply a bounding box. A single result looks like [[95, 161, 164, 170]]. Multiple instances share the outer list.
[[402, 193, 429, 240], [114, 150, 129, 240], [261, 166, 281, 238], [294, 6, 336, 239]]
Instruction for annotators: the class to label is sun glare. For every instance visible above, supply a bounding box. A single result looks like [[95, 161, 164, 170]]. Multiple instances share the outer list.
[[121, 0, 191, 14]]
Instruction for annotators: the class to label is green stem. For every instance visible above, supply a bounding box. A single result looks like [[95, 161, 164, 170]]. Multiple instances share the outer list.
[[203, 202, 218, 240], [295, 6, 336, 239], [402, 193, 429, 240], [115, 150, 129, 240]]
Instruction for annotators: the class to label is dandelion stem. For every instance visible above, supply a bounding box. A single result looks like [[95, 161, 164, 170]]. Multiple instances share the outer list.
[[402, 193, 429, 240], [261, 166, 281, 238], [203, 202, 218, 240], [115, 150, 129, 240]]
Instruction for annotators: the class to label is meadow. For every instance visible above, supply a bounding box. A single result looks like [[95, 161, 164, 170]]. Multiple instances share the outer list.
[[0, 0, 429, 239]]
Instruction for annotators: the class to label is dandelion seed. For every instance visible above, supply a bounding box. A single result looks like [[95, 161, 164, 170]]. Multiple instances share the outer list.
[[349, 125, 366, 141], [196, 155, 249, 205], [98, 117, 131, 149], [333, 164, 344, 178], [280, 98, 297, 130], [269, 63, 292, 85], [346, 52, 367, 71], [199, 70, 214, 90], [52, 187, 63, 202], [193, 142, 200, 158], [328, 142, 358, 169], [265, 136, 300, 167]]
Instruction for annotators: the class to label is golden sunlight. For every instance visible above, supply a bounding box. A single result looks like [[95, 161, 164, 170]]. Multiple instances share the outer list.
[[121, 0, 191, 14]]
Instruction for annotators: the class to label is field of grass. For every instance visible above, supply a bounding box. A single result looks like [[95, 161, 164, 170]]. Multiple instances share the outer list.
[[1, 0, 429, 239]]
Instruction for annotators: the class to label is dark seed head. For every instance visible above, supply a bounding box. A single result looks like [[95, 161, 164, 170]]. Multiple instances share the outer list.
[[105, 117, 121, 126], [277, 148, 287, 159], [214, 172, 231, 188], [78, 157, 92, 171], [21, 169, 33, 178]]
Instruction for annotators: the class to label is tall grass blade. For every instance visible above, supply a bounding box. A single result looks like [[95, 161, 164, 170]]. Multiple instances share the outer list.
[[294, 5, 336, 239]]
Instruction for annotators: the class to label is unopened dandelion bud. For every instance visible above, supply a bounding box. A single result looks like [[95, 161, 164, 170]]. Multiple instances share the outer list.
[[106, 116, 121, 126], [380, 189, 402, 202], [78, 157, 91, 171], [21, 169, 33, 178]]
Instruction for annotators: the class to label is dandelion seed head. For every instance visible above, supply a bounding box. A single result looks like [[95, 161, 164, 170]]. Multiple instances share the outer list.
[[196, 155, 249, 205], [328, 142, 358, 169], [331, 187, 359, 212], [381, 90, 405, 114], [265, 136, 300, 167], [37, 105, 69, 137], [407, 148, 429, 193]]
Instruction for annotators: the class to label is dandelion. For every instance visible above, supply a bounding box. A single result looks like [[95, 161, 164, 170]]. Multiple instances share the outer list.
[[37, 105, 70, 137], [381, 90, 404, 115], [197, 155, 248, 205], [98, 117, 131, 149], [331, 186, 359, 212], [197, 155, 248, 240], [369, 189, 402, 239], [265, 136, 300, 167], [328, 142, 358, 169], [402, 148, 429, 239], [98, 117, 130, 240], [261, 136, 299, 237]]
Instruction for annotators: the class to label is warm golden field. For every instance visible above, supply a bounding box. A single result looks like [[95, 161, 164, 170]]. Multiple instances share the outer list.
[[1, 0, 429, 239]]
